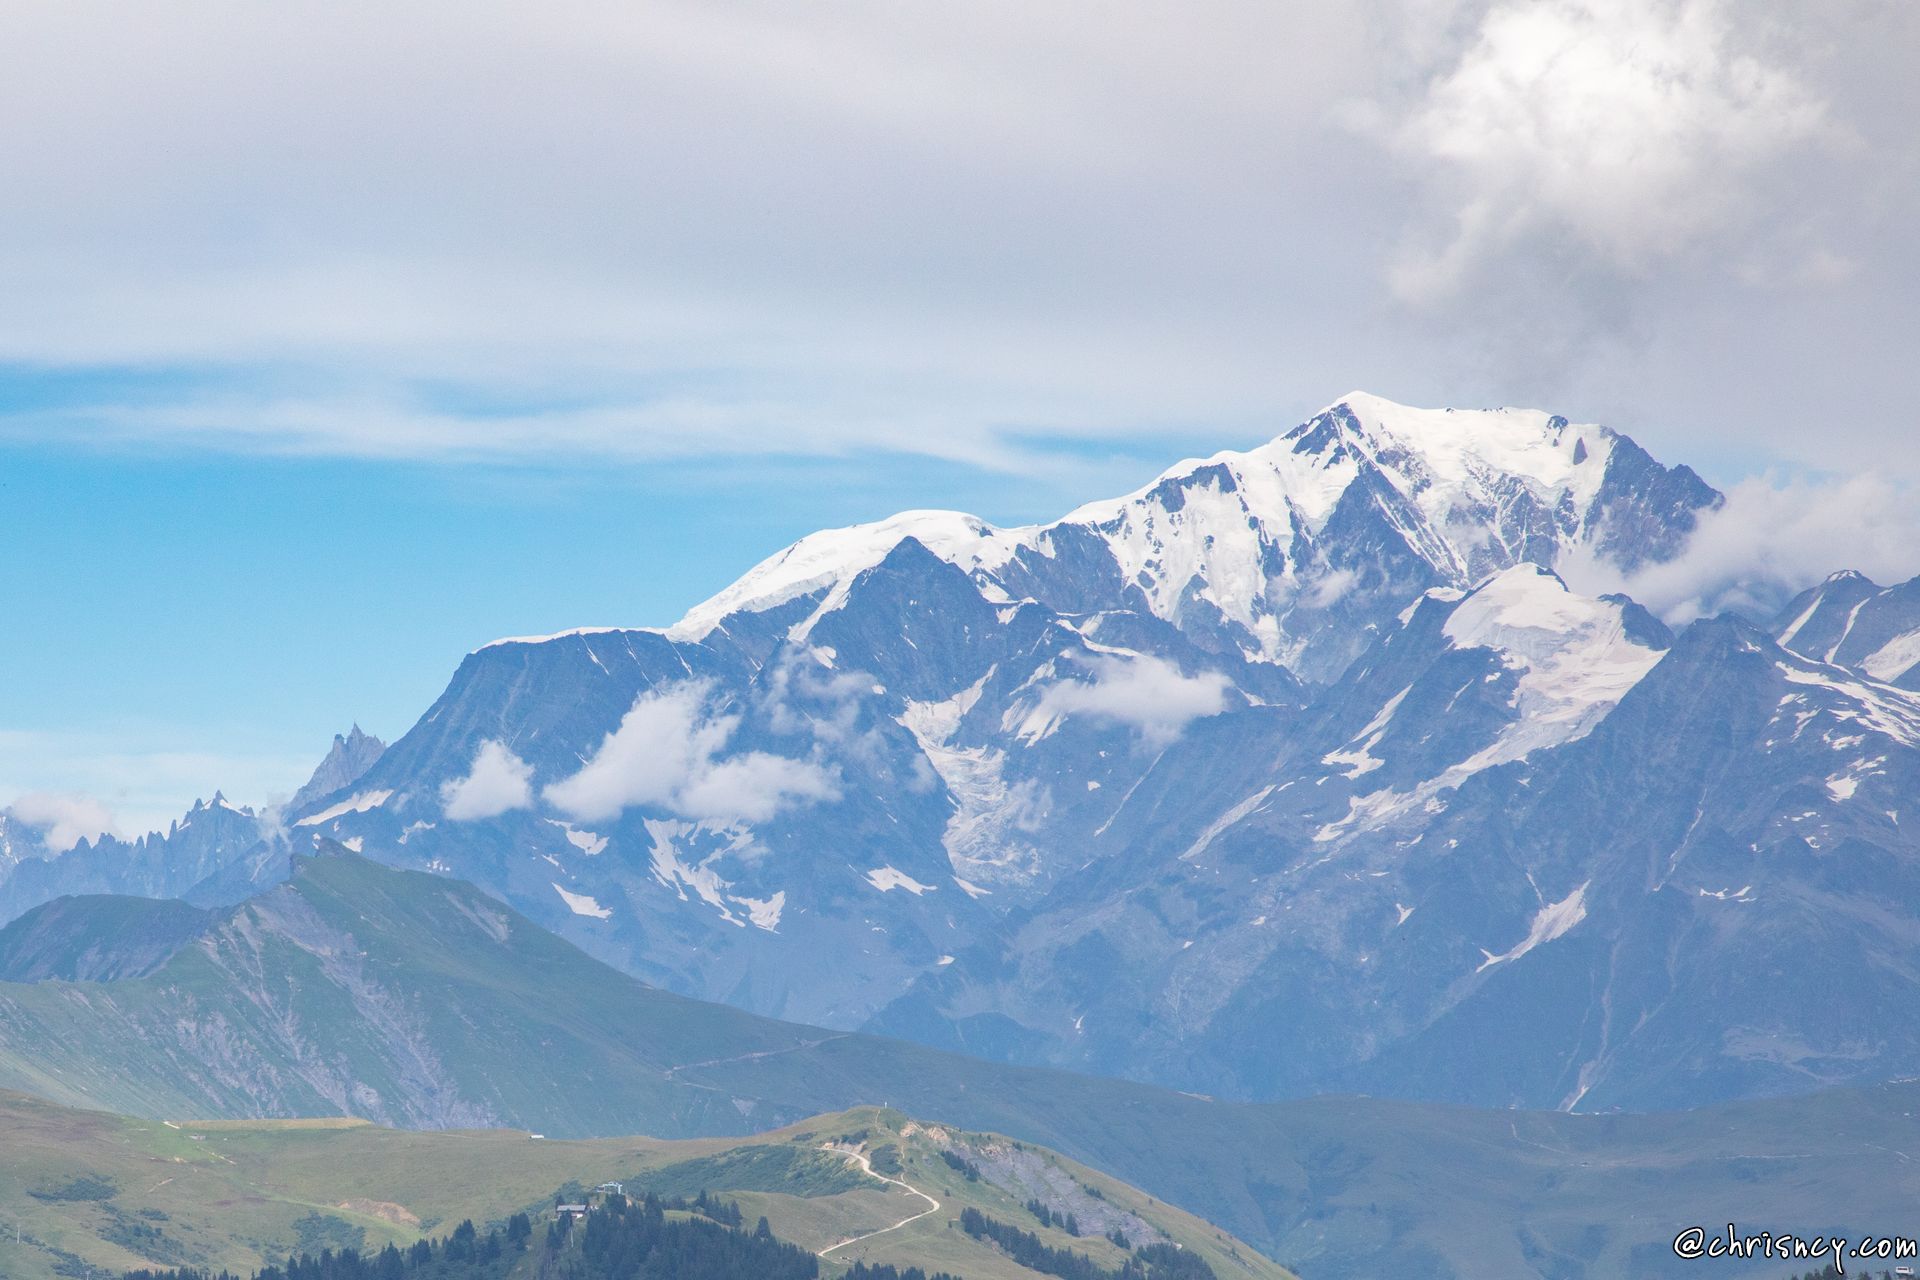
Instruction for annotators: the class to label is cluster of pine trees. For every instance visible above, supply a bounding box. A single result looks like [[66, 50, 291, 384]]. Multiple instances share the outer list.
[[122, 1215, 533, 1280], [842, 1264, 963, 1280], [1026, 1199, 1081, 1235], [120, 1191, 836, 1280], [563, 1193, 812, 1279], [958, 1208, 1214, 1280], [679, 1189, 744, 1228], [939, 1150, 981, 1182]]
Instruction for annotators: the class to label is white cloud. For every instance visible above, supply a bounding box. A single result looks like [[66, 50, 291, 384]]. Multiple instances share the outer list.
[[5, 791, 120, 853], [0, 0, 1909, 487], [762, 654, 877, 745], [20, 390, 1062, 476], [0, 2, 1373, 470], [1373, 0, 1831, 302], [672, 751, 839, 825], [1305, 567, 1362, 608], [1036, 653, 1232, 746], [440, 739, 535, 820], [760, 652, 919, 781], [0, 728, 312, 839], [545, 681, 838, 824], [1559, 472, 1920, 623]]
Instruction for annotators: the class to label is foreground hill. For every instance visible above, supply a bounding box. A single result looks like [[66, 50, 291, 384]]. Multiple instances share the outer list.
[[6, 853, 1920, 1278], [0, 1092, 1287, 1280]]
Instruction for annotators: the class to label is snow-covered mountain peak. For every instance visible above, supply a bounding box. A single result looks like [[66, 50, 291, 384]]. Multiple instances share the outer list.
[[1264, 394, 1617, 570], [1771, 569, 1920, 689], [476, 626, 628, 651], [658, 394, 1713, 682], [1063, 392, 1605, 524], [1299, 392, 1611, 503], [669, 509, 1014, 641], [189, 791, 251, 815], [1054, 392, 1619, 587]]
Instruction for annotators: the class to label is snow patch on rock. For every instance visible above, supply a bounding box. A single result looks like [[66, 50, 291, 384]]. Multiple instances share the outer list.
[[900, 675, 1049, 886], [865, 866, 936, 895], [296, 790, 393, 827], [552, 883, 612, 919], [1478, 882, 1589, 971]]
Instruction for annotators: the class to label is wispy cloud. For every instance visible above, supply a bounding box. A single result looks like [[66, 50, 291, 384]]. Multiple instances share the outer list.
[[1036, 653, 1232, 746], [0, 728, 312, 838], [4, 791, 119, 852], [441, 740, 535, 820], [2, 385, 1098, 476], [545, 681, 838, 824], [1559, 472, 1920, 623], [0, 1, 1907, 478]]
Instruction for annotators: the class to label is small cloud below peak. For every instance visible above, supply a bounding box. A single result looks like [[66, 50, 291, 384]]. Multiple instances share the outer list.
[[5, 790, 120, 852]]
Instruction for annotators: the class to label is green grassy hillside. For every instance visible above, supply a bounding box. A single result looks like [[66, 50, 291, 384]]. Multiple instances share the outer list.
[[0, 1090, 1291, 1280], [6, 852, 1920, 1279], [0, 850, 837, 1136], [0, 894, 210, 982]]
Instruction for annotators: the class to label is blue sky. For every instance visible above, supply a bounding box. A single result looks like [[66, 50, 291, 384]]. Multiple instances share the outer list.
[[0, 411, 1203, 829], [2, 0, 1917, 835]]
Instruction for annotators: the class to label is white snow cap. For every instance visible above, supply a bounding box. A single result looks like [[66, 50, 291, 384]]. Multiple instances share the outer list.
[[668, 510, 1012, 641], [1061, 390, 1610, 535], [1440, 563, 1666, 767], [500, 393, 1627, 654]]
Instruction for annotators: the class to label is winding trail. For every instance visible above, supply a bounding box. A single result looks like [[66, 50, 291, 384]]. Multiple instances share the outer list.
[[661, 1034, 849, 1081], [817, 1145, 942, 1258]]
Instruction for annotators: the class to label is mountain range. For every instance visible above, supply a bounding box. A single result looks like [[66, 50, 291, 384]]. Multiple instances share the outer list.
[[5, 846, 1919, 1280], [7, 391, 1920, 1117]]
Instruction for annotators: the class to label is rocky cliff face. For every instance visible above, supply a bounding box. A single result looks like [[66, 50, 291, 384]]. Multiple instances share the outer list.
[[1773, 569, 1920, 688], [0, 726, 389, 926], [287, 724, 386, 812], [0, 794, 265, 924]]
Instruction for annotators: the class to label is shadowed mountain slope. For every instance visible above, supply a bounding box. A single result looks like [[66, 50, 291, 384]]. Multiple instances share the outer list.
[[4, 854, 1920, 1279]]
